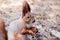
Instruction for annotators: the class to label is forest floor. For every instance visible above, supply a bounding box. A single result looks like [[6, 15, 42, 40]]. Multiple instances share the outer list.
[[0, 0, 60, 40]]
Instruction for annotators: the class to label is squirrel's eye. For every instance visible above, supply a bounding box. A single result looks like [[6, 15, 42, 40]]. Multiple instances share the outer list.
[[27, 16, 30, 18]]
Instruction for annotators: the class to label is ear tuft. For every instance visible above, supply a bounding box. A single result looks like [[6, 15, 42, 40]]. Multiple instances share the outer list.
[[22, 1, 31, 17]]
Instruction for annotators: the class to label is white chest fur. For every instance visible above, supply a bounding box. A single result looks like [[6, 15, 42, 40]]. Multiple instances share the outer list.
[[7, 18, 26, 40]]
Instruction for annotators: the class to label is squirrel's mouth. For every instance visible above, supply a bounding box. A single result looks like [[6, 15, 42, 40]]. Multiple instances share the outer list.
[[25, 20, 36, 29], [26, 23, 33, 28]]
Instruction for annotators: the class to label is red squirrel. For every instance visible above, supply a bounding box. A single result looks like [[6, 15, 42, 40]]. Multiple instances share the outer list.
[[7, 1, 38, 40]]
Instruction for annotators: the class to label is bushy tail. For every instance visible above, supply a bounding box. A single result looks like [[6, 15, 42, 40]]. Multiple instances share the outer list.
[[0, 18, 8, 40]]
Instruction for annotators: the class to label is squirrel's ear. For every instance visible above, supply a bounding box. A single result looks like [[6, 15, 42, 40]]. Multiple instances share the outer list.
[[22, 1, 31, 17]]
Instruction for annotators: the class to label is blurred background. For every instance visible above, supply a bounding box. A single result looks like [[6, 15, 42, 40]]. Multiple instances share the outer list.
[[0, 0, 60, 40]]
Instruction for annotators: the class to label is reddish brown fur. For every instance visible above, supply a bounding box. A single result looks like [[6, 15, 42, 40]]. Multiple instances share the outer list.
[[21, 27, 38, 36], [0, 18, 7, 40]]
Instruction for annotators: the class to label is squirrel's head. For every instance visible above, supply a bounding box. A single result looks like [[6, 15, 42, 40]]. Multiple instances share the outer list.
[[22, 1, 35, 24]]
